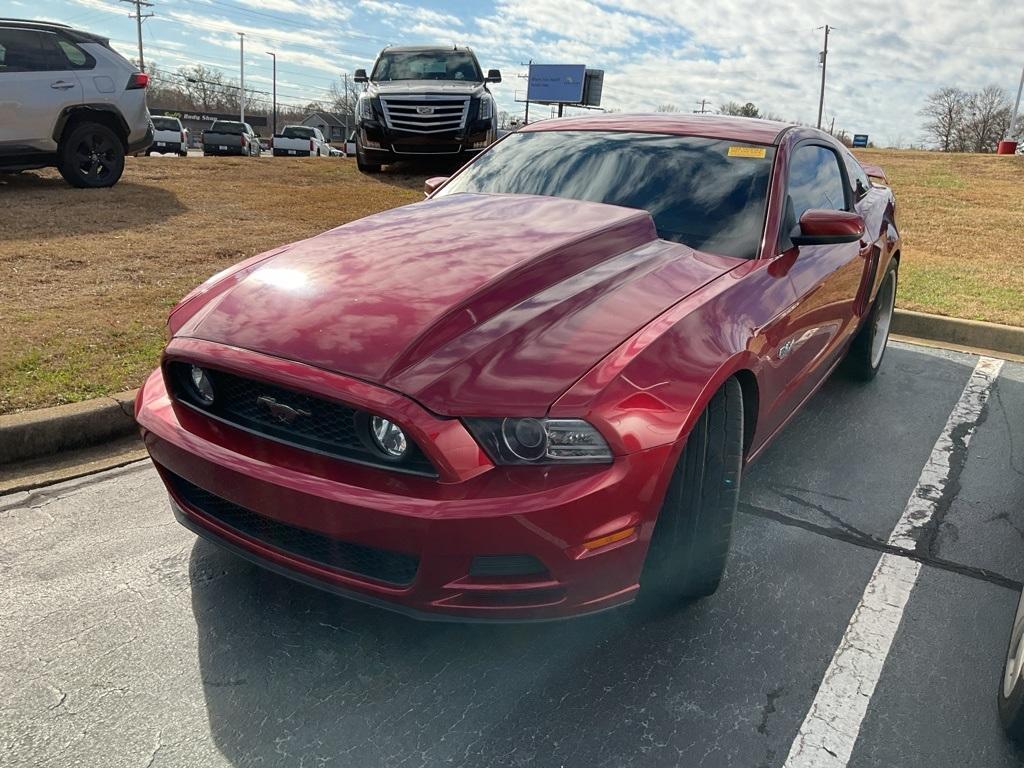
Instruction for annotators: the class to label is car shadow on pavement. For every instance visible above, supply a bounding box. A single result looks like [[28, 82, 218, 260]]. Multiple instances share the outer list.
[[187, 539, 729, 767], [0, 172, 186, 237]]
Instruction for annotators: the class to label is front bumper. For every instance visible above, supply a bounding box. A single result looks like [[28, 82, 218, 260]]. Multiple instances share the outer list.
[[358, 119, 493, 160], [136, 343, 676, 621]]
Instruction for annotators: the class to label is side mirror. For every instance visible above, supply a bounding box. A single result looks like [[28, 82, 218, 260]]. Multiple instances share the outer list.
[[353, 68, 368, 83], [790, 209, 864, 246], [485, 69, 502, 83], [424, 176, 449, 196]]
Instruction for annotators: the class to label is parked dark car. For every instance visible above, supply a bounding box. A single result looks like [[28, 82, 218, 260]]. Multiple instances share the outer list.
[[202, 120, 260, 157]]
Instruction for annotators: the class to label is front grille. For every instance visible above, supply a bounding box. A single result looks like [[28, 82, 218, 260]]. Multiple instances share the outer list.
[[167, 362, 436, 477], [168, 471, 420, 586], [379, 95, 470, 134]]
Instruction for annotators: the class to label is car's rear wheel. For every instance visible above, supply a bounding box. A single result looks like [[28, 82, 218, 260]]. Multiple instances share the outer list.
[[57, 122, 125, 188], [845, 258, 898, 381], [999, 594, 1024, 742], [642, 377, 743, 601]]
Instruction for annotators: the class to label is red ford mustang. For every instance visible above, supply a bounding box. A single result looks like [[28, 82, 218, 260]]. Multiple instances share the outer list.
[[136, 114, 900, 621]]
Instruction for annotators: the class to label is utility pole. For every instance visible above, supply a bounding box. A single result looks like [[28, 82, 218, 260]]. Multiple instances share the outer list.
[[1009, 63, 1024, 140], [266, 51, 276, 135], [816, 24, 833, 130], [694, 98, 711, 114], [520, 59, 532, 124], [238, 32, 245, 123], [120, 0, 153, 72], [829, 115, 835, 135]]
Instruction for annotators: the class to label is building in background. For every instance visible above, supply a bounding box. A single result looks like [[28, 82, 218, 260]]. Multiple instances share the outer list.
[[301, 112, 351, 143], [150, 108, 268, 147]]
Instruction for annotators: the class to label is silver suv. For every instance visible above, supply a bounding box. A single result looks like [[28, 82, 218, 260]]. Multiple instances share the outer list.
[[0, 18, 152, 187]]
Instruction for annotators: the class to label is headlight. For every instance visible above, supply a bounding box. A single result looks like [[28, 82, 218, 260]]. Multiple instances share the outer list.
[[357, 95, 374, 121], [189, 365, 215, 405], [370, 415, 408, 458], [478, 95, 493, 121], [464, 417, 612, 465]]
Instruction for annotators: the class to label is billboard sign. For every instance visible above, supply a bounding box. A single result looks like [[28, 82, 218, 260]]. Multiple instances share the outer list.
[[581, 69, 604, 107], [852, 134, 869, 148], [527, 64, 586, 104]]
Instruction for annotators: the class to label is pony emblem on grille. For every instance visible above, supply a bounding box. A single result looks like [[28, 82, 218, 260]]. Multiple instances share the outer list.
[[256, 395, 311, 425]]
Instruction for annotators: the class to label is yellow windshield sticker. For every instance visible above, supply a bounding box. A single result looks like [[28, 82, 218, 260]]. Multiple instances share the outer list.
[[727, 146, 767, 158]]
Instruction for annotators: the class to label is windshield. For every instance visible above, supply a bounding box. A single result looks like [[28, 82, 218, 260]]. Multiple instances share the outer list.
[[210, 122, 245, 134], [437, 131, 775, 259], [282, 126, 315, 139], [371, 50, 482, 82], [151, 117, 180, 131]]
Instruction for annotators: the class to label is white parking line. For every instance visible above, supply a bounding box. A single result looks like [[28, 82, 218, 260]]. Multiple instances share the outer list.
[[782, 355, 1005, 768]]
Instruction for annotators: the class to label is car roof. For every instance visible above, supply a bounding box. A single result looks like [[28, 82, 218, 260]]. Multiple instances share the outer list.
[[520, 113, 798, 146], [0, 17, 107, 45]]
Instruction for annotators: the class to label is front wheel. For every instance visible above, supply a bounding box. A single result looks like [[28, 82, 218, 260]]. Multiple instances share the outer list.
[[57, 122, 125, 188], [642, 377, 744, 602], [845, 258, 898, 381], [356, 145, 381, 174]]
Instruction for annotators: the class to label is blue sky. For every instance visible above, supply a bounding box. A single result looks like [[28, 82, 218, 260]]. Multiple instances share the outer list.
[[14, 0, 1024, 145]]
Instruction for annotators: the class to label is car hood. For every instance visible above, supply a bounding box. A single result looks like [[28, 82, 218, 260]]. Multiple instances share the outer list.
[[175, 194, 738, 415], [368, 80, 485, 97]]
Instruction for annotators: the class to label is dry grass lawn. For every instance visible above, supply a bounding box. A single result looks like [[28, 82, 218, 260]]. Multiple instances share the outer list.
[[855, 148, 1024, 326], [1, 157, 422, 414], [1, 149, 1022, 414]]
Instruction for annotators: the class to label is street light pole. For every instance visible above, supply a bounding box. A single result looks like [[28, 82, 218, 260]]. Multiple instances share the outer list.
[[816, 24, 833, 130], [266, 51, 277, 135], [238, 32, 245, 123]]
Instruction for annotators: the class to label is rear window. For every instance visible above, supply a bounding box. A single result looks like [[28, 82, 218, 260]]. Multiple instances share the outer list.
[[210, 122, 245, 134], [282, 126, 315, 139], [151, 117, 181, 131], [438, 131, 776, 260]]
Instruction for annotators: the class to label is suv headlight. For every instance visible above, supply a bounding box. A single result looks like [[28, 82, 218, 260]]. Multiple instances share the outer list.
[[357, 95, 374, 121], [478, 95, 494, 121], [464, 418, 612, 465]]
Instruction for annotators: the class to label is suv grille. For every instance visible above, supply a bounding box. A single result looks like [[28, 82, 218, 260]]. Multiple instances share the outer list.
[[167, 362, 437, 477], [168, 471, 420, 586], [379, 95, 470, 134]]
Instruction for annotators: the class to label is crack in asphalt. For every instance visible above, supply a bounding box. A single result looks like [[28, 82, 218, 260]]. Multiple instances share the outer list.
[[739, 501, 1021, 592]]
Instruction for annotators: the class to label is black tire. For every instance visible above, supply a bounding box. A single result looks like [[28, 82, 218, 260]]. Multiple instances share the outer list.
[[179, 151, 188, 157], [642, 377, 744, 601], [356, 145, 381, 174], [845, 258, 898, 381], [144, 150, 152, 156], [1000, 596, 1024, 743], [57, 122, 125, 188]]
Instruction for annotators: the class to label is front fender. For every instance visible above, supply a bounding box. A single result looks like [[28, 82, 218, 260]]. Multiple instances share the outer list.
[[550, 271, 768, 457]]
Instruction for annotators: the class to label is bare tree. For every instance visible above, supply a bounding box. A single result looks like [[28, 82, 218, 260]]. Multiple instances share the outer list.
[[960, 85, 1012, 153], [656, 103, 681, 113], [720, 101, 760, 118], [920, 87, 969, 151]]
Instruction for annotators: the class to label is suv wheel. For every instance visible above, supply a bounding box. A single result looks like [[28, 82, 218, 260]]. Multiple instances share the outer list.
[[57, 122, 125, 188], [356, 144, 381, 174]]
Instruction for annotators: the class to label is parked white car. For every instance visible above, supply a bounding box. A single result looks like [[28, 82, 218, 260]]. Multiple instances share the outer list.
[[272, 125, 330, 157], [0, 18, 153, 187], [147, 115, 188, 156]]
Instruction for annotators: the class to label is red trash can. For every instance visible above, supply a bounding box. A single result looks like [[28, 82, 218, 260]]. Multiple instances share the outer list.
[[997, 140, 1018, 155]]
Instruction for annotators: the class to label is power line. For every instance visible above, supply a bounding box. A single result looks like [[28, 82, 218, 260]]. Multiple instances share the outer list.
[[120, 0, 154, 72]]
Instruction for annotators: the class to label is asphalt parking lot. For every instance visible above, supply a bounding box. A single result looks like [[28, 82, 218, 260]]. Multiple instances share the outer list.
[[3, 340, 1023, 768]]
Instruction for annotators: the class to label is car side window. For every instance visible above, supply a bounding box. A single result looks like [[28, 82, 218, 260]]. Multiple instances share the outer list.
[[788, 144, 848, 221], [56, 39, 94, 70], [0, 28, 53, 72], [843, 151, 871, 201]]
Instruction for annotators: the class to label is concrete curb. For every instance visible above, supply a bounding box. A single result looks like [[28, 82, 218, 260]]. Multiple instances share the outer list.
[[1, 310, 1022, 468], [0, 390, 139, 466], [892, 310, 1024, 357]]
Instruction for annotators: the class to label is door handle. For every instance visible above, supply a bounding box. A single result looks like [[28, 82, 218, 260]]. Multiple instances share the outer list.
[[50, 81, 76, 90]]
